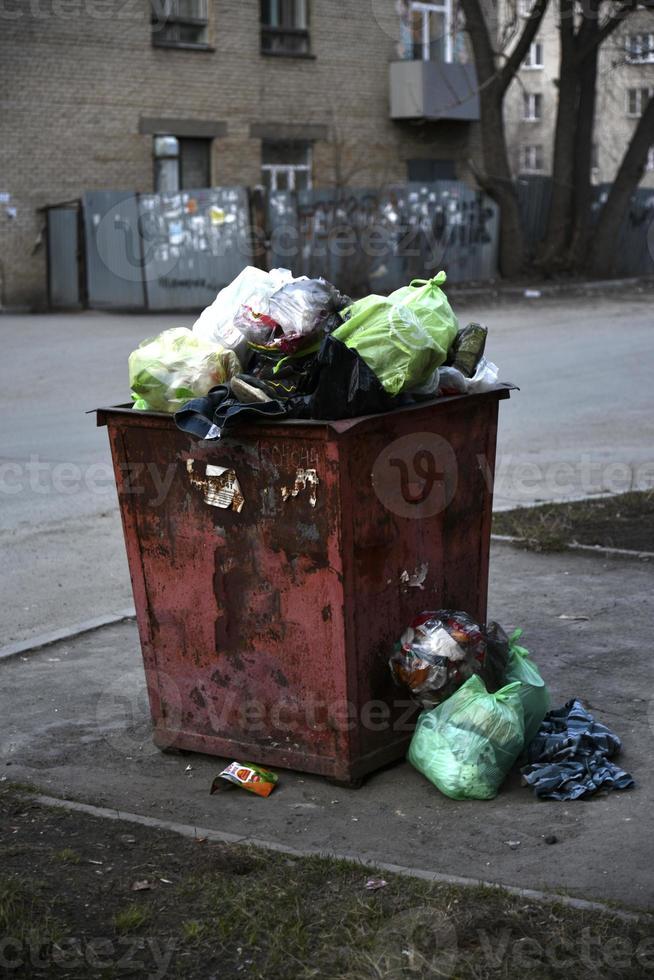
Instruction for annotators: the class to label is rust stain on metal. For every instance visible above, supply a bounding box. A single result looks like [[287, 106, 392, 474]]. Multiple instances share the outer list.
[[186, 459, 244, 512]]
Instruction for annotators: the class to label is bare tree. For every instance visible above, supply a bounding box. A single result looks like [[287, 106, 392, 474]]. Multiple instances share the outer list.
[[458, 0, 549, 277], [459, 0, 654, 278]]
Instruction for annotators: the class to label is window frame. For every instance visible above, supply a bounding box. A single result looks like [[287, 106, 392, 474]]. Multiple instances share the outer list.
[[261, 140, 313, 192], [408, 0, 454, 64], [626, 86, 653, 117], [523, 40, 544, 69], [522, 91, 543, 122], [261, 0, 312, 58], [152, 0, 211, 51], [153, 134, 212, 193], [625, 33, 654, 65], [520, 144, 544, 173]]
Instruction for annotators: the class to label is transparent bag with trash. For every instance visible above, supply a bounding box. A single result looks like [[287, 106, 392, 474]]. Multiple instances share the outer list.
[[389, 610, 509, 709], [408, 676, 525, 800], [333, 272, 458, 395], [129, 327, 240, 413], [193, 266, 295, 363]]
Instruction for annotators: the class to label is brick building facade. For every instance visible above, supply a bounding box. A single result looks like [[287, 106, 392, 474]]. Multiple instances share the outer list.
[[0, 0, 483, 309]]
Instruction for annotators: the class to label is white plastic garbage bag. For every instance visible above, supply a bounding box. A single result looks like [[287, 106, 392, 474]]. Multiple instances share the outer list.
[[192, 266, 296, 362]]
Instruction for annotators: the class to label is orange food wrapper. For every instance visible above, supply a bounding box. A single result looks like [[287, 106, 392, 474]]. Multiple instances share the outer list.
[[210, 761, 278, 798]]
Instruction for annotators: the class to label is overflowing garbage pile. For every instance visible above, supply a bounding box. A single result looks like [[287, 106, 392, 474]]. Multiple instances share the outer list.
[[128, 266, 500, 435], [392, 613, 634, 801]]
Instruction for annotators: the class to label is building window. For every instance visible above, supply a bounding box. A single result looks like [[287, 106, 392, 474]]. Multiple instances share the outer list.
[[403, 1, 453, 63], [520, 144, 544, 173], [407, 158, 456, 181], [153, 136, 212, 192], [523, 92, 543, 121], [523, 40, 544, 69], [152, 0, 209, 48], [626, 33, 654, 64], [261, 0, 310, 56], [626, 87, 653, 117], [261, 141, 312, 191]]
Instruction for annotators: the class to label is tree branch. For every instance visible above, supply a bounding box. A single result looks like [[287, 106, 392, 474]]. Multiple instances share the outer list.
[[499, 0, 550, 93], [575, 0, 648, 64], [458, 0, 497, 83]]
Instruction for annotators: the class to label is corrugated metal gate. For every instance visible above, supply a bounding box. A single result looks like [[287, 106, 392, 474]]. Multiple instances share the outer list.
[[140, 187, 253, 310], [268, 182, 500, 295], [82, 191, 146, 310], [47, 206, 82, 309]]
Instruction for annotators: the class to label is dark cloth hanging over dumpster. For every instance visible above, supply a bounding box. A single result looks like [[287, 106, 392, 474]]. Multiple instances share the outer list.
[[520, 699, 634, 800], [174, 336, 402, 439]]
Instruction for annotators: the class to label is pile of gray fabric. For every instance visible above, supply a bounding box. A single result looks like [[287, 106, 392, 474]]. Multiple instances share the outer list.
[[521, 699, 634, 801]]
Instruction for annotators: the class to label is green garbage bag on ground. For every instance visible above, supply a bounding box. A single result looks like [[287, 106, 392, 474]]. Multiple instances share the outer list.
[[505, 628, 550, 747], [332, 273, 458, 395], [129, 327, 241, 413], [408, 676, 525, 800]]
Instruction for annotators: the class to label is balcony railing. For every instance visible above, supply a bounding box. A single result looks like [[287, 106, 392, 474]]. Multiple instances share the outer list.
[[390, 59, 480, 121]]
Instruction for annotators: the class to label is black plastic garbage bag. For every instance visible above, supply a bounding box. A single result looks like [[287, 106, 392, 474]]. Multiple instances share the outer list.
[[174, 336, 403, 440]]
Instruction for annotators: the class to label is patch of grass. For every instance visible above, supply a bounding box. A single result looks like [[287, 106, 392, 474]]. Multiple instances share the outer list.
[[1, 782, 652, 979], [493, 489, 654, 552], [182, 919, 206, 942], [53, 847, 80, 863], [113, 903, 150, 934], [0, 876, 64, 951]]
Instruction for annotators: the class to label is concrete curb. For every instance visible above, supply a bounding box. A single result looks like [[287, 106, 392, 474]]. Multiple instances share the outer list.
[[0, 608, 136, 664], [491, 534, 654, 561], [32, 793, 651, 922]]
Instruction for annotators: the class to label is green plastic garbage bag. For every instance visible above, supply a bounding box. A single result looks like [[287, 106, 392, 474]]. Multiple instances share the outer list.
[[332, 273, 458, 395], [505, 629, 550, 747], [129, 327, 241, 413], [408, 676, 525, 800]]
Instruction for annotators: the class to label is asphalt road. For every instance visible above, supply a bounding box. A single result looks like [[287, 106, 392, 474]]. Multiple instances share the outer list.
[[1, 290, 653, 644]]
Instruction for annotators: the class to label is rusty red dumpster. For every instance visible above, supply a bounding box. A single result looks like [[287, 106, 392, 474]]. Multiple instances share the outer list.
[[97, 385, 511, 783]]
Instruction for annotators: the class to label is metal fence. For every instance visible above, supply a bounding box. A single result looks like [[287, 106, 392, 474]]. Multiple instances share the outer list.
[[46, 178, 653, 310], [517, 175, 654, 276], [268, 182, 500, 296]]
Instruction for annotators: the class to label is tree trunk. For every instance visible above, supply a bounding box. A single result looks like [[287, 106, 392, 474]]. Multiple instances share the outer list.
[[587, 94, 654, 277], [458, 0, 544, 278], [567, 36, 599, 268], [477, 84, 525, 278], [537, 0, 578, 269]]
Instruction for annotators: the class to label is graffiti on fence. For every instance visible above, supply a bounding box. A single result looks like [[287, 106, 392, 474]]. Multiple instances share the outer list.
[[269, 182, 499, 294]]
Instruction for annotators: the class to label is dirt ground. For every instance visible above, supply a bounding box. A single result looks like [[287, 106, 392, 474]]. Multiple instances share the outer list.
[[492, 491, 654, 552], [1, 785, 652, 980]]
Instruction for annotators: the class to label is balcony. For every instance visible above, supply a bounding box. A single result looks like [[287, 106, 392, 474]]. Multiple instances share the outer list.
[[389, 59, 480, 122]]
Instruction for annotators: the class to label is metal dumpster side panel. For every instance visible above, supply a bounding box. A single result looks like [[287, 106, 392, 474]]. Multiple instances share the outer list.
[[338, 393, 502, 771], [105, 413, 354, 777]]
